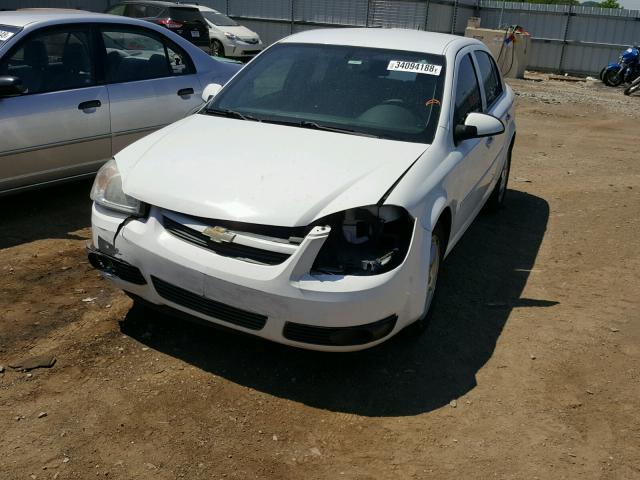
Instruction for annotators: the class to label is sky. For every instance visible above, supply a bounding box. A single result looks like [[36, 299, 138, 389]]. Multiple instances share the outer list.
[[619, 0, 640, 9]]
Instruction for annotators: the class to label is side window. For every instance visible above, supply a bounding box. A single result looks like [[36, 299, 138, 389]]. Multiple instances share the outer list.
[[102, 28, 196, 82], [453, 53, 482, 127], [126, 4, 148, 18], [0, 27, 94, 95], [475, 50, 503, 109], [165, 40, 195, 76], [105, 5, 126, 16]]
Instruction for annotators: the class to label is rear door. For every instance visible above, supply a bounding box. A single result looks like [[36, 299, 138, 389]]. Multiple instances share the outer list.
[[472, 49, 511, 188], [0, 25, 110, 193], [99, 24, 203, 154]]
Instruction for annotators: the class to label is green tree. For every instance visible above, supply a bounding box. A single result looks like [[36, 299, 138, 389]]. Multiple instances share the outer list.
[[599, 0, 622, 7]]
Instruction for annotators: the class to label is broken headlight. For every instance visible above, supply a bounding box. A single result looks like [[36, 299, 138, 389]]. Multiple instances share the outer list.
[[311, 205, 414, 276]]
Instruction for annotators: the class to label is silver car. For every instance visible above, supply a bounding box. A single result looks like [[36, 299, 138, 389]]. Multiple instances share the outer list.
[[0, 9, 240, 195]]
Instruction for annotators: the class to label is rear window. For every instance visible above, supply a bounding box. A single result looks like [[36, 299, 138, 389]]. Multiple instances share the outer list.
[[168, 7, 204, 23], [0, 25, 21, 46]]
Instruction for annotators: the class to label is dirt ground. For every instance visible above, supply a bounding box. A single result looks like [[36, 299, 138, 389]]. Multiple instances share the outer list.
[[1, 76, 639, 480]]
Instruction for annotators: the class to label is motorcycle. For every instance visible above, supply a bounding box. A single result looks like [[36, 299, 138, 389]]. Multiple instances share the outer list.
[[602, 46, 640, 87]]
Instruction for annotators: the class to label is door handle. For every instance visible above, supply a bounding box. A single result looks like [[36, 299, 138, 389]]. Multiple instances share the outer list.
[[505, 113, 512, 122], [485, 136, 494, 146], [177, 88, 194, 96], [78, 100, 101, 110]]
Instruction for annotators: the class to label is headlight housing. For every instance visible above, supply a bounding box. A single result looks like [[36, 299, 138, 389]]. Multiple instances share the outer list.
[[311, 205, 414, 276], [90, 159, 145, 215], [224, 32, 237, 40]]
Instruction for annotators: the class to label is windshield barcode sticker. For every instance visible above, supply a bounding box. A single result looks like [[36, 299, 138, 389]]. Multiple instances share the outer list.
[[387, 60, 442, 76], [0, 30, 14, 41]]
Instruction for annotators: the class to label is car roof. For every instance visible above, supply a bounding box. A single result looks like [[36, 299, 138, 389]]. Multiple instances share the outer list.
[[113, 1, 198, 6], [279, 28, 481, 55], [186, 4, 220, 13], [0, 9, 120, 27]]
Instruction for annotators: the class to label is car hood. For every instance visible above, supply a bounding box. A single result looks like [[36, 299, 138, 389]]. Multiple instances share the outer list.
[[212, 25, 257, 40], [117, 114, 428, 227]]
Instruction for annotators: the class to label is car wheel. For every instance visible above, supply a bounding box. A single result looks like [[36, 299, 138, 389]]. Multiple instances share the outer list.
[[410, 222, 445, 333], [484, 141, 513, 212], [210, 40, 224, 57]]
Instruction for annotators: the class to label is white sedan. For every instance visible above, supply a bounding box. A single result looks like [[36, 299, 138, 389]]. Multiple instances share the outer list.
[[89, 28, 516, 351]]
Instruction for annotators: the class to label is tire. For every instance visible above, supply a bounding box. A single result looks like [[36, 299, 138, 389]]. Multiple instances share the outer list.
[[410, 222, 446, 333], [603, 69, 624, 87], [210, 40, 224, 57], [484, 140, 513, 212], [624, 76, 640, 96]]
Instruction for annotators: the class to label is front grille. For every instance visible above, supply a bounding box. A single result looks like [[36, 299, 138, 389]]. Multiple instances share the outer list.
[[242, 38, 259, 44], [163, 216, 291, 265], [283, 315, 398, 346], [242, 50, 261, 55], [151, 276, 267, 331]]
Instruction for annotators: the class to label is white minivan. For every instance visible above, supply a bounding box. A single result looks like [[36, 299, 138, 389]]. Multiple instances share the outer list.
[[189, 4, 263, 59]]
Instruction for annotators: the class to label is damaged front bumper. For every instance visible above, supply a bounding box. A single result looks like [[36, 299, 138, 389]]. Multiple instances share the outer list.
[[89, 204, 432, 351]]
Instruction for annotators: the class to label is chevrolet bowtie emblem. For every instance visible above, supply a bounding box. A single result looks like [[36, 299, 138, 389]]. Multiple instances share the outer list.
[[202, 226, 236, 243]]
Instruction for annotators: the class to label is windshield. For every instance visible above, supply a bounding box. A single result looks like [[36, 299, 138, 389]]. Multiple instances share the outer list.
[[201, 11, 238, 26], [208, 43, 445, 144], [0, 25, 21, 47]]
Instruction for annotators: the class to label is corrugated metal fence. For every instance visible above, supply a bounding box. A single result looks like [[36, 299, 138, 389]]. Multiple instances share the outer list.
[[3, 0, 640, 74]]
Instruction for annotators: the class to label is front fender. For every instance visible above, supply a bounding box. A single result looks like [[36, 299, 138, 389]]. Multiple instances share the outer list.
[[413, 192, 449, 233], [605, 63, 622, 71]]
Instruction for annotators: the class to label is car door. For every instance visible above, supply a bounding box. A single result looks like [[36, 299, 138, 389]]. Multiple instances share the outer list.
[[0, 25, 110, 193], [472, 49, 511, 189], [448, 51, 488, 235], [99, 24, 203, 154]]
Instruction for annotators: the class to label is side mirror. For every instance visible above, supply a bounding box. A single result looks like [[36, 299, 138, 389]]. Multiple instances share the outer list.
[[0, 76, 25, 97], [202, 83, 222, 102], [454, 112, 505, 144]]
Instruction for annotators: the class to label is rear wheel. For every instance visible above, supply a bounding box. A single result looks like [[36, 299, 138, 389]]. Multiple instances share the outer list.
[[624, 76, 640, 96], [411, 222, 445, 333], [210, 39, 224, 57], [484, 141, 513, 212]]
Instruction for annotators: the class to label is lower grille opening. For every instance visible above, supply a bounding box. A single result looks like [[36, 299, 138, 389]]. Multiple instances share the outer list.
[[151, 276, 267, 331], [88, 251, 146, 285], [283, 315, 397, 346]]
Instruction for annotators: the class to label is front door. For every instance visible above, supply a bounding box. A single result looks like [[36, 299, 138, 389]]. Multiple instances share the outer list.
[[98, 25, 203, 154], [448, 51, 487, 235], [0, 25, 110, 193]]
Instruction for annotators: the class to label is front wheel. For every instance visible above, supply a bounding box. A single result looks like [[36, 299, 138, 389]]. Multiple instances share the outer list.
[[603, 69, 624, 87], [410, 223, 445, 333], [210, 39, 224, 57]]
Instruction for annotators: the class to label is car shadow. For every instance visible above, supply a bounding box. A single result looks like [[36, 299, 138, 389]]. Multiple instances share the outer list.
[[121, 189, 551, 417], [0, 179, 93, 250]]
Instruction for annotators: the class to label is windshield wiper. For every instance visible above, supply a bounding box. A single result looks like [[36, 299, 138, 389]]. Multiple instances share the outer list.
[[205, 108, 260, 122], [299, 121, 380, 138], [261, 119, 380, 138]]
